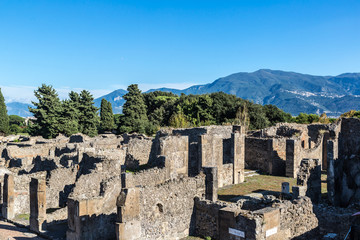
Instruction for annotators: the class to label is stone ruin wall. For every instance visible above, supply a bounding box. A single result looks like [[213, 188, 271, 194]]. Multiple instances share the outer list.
[[116, 174, 206, 240], [331, 117, 360, 207], [194, 196, 318, 240]]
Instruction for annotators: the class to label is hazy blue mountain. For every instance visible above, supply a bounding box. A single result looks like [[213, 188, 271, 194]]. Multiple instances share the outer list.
[[94, 89, 127, 114], [98, 69, 360, 117], [6, 102, 34, 117], [9, 69, 360, 117]]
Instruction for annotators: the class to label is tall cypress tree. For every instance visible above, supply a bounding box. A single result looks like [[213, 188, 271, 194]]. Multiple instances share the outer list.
[[59, 91, 81, 136], [29, 84, 62, 138], [78, 90, 98, 137], [0, 88, 9, 135], [119, 84, 148, 133], [100, 98, 115, 132]]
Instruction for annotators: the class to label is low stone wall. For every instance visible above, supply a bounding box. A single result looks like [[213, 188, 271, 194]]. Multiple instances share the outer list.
[[124, 135, 153, 167], [47, 167, 77, 208], [117, 175, 206, 240], [194, 196, 318, 240], [121, 167, 168, 188], [13, 172, 46, 215], [218, 163, 233, 187]]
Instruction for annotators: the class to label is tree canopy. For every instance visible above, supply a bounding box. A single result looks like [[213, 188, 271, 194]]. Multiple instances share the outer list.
[[0, 88, 9, 135]]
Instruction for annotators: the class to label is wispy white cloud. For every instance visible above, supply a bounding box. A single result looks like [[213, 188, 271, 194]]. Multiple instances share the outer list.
[[0, 85, 112, 103]]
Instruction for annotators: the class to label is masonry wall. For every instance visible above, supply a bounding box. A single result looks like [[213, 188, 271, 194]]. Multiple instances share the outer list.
[[159, 135, 189, 178], [47, 167, 77, 208], [138, 175, 205, 239], [13, 172, 46, 215], [194, 196, 318, 240], [121, 167, 168, 188], [332, 118, 360, 207], [246, 137, 287, 176], [172, 125, 233, 176]]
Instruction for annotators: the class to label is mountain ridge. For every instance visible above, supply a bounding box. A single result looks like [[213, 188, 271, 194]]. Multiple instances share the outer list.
[[7, 69, 360, 117]]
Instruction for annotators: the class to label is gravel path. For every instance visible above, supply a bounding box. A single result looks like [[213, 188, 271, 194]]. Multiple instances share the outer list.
[[0, 220, 45, 240]]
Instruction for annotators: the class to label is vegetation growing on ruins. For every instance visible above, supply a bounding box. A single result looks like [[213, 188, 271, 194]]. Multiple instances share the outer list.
[[0, 88, 9, 135]]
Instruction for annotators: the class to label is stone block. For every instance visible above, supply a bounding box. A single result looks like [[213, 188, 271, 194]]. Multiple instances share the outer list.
[[292, 186, 307, 198], [30, 177, 47, 233], [282, 182, 290, 194], [116, 221, 142, 240], [204, 167, 218, 201], [2, 174, 15, 220], [117, 188, 140, 223]]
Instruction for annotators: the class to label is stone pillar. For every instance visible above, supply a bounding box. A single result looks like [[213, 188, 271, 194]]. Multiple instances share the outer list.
[[281, 182, 290, 194], [327, 140, 336, 205], [218, 207, 242, 240], [204, 167, 218, 201], [297, 158, 322, 204], [116, 188, 141, 240], [286, 139, 300, 178], [30, 177, 47, 233], [232, 126, 245, 184], [292, 186, 307, 199], [2, 174, 14, 219], [66, 198, 99, 240]]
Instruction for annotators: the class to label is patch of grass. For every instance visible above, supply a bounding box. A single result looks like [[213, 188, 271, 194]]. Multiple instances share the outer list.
[[15, 213, 30, 221], [218, 172, 328, 202]]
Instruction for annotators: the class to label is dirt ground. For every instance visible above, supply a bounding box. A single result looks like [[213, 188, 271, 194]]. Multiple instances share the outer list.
[[0, 220, 45, 240]]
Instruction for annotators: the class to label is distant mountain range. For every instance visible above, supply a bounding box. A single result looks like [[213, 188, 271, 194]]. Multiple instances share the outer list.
[[7, 69, 360, 117], [6, 102, 34, 117]]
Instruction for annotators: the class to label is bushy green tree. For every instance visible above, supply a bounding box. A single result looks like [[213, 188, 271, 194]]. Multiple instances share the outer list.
[[9, 115, 25, 126], [169, 105, 190, 128], [100, 98, 115, 132], [29, 84, 62, 138], [0, 88, 9, 135], [78, 90, 98, 137], [119, 84, 148, 133], [264, 104, 293, 125]]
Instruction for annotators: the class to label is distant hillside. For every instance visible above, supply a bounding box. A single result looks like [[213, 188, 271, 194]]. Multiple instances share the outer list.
[[93, 89, 127, 114], [8, 69, 360, 117], [6, 102, 34, 117], [96, 69, 360, 117]]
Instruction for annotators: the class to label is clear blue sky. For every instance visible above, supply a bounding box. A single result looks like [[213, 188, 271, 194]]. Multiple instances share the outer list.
[[0, 0, 359, 102]]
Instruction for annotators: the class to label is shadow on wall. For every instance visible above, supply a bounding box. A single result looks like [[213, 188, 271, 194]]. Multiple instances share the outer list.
[[67, 213, 117, 240]]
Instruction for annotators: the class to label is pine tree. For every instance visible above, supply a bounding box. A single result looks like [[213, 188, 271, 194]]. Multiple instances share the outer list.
[[78, 90, 98, 137], [29, 84, 62, 138], [119, 84, 148, 133], [100, 98, 115, 132], [59, 91, 81, 136], [0, 88, 9, 135]]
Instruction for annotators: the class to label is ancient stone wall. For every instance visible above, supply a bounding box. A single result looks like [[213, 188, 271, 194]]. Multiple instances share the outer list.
[[194, 196, 318, 240], [13, 172, 46, 215], [245, 137, 287, 175], [121, 167, 168, 188], [46, 167, 77, 208], [117, 175, 206, 240], [159, 135, 188, 178], [332, 118, 360, 206], [138, 176, 205, 239], [172, 125, 233, 176], [123, 134, 153, 168], [67, 197, 117, 240], [218, 163, 233, 187]]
